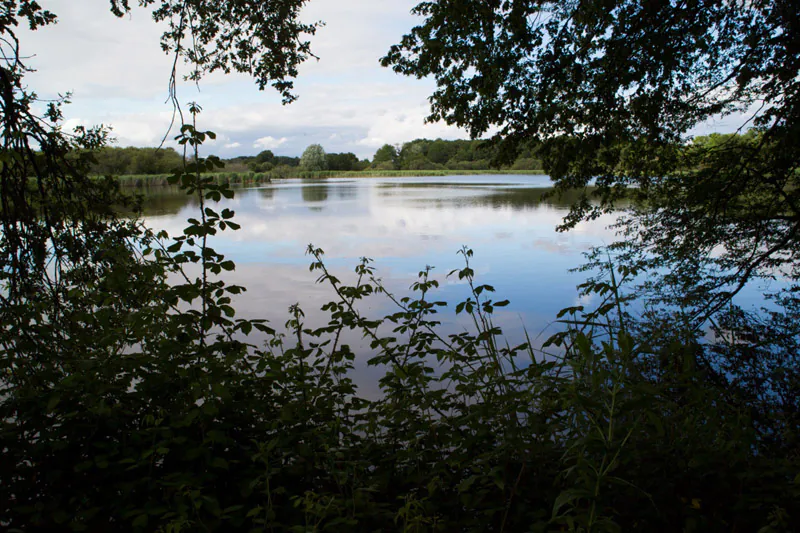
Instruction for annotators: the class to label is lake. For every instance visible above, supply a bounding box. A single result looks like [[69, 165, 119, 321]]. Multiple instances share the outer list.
[[140, 174, 619, 352]]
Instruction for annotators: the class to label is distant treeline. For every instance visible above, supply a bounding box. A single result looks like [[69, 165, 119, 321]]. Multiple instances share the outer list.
[[90, 147, 184, 176], [369, 138, 541, 172], [89, 138, 544, 176], [240, 139, 542, 173], [89, 134, 755, 177]]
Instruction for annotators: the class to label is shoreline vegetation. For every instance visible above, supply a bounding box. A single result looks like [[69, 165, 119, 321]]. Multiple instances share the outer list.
[[94, 132, 755, 188], [84, 137, 548, 184], [110, 168, 548, 187]]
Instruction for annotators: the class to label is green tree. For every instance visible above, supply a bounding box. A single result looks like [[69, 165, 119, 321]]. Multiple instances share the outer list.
[[426, 138, 454, 165], [130, 147, 183, 174], [89, 146, 182, 175], [91, 146, 134, 175], [396, 139, 429, 169], [255, 149, 275, 163], [248, 149, 276, 171], [326, 151, 359, 171], [384, 0, 798, 281], [371, 143, 399, 169], [299, 143, 328, 171]]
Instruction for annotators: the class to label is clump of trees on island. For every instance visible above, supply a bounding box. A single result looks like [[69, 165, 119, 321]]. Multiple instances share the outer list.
[[2, 0, 799, 531]]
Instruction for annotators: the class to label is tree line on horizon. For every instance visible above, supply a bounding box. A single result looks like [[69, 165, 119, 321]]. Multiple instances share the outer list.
[[87, 137, 545, 175], [89, 133, 757, 177]]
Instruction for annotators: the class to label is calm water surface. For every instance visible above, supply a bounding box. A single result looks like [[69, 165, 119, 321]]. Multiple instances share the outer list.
[[137, 174, 780, 394], [142, 175, 618, 348]]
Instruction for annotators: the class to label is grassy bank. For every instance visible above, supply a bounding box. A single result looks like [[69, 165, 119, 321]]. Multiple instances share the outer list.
[[111, 168, 548, 187]]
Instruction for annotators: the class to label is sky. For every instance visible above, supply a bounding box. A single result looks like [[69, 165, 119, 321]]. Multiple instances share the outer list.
[[20, 0, 473, 160], [20, 0, 744, 160]]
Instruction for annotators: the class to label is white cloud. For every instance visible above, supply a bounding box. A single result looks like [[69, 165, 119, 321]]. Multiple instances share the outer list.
[[253, 136, 289, 150], [20, 0, 173, 100], [101, 111, 179, 147], [355, 105, 465, 150], [224, 142, 242, 149]]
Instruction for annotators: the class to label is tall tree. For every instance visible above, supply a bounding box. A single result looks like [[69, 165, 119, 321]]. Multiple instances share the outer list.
[[254, 149, 275, 164], [299, 143, 329, 171], [424, 139, 453, 165], [372, 143, 399, 169]]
